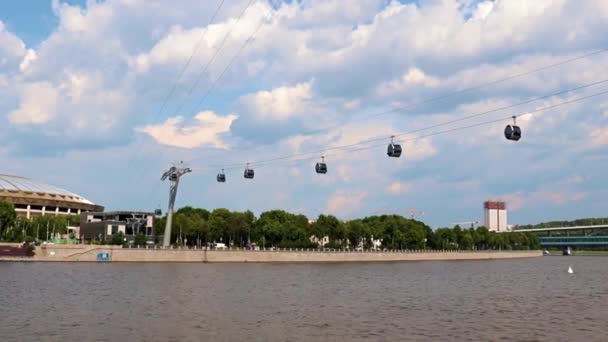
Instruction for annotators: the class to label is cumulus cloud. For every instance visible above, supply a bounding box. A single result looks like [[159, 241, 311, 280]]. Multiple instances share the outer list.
[[0, 21, 27, 72], [589, 126, 608, 147], [386, 182, 414, 194], [376, 67, 440, 97], [19, 49, 37, 72], [1, 0, 608, 226], [326, 190, 367, 217], [240, 81, 314, 121], [138, 111, 237, 149], [501, 190, 588, 211], [9, 82, 59, 125]]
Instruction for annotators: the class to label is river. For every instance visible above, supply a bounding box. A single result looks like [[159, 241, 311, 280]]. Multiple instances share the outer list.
[[1, 256, 607, 341]]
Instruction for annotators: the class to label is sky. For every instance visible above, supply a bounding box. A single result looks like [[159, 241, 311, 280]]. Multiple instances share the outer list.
[[1, 0, 607, 228]]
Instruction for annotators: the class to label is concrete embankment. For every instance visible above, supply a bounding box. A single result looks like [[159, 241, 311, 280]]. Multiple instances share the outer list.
[[0, 244, 542, 263]]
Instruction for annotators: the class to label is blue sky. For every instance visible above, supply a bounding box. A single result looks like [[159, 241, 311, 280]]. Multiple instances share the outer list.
[[1, 0, 607, 228]]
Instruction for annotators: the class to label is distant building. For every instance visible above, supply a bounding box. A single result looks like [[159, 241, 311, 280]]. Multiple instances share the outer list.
[[483, 201, 510, 232], [310, 235, 330, 247], [80, 211, 155, 242], [0, 174, 103, 218]]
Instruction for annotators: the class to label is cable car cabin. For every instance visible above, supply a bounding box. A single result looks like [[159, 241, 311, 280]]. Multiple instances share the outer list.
[[387, 143, 402, 157], [244, 168, 255, 179], [217, 173, 226, 182], [504, 124, 522, 141], [315, 162, 327, 174]]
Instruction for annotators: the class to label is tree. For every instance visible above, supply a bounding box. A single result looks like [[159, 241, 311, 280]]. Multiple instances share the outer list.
[[0, 202, 17, 240], [460, 230, 474, 250], [134, 233, 147, 247], [110, 232, 125, 245], [315, 214, 342, 244]]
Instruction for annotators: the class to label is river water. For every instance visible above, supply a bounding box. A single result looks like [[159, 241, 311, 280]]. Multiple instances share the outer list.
[[1, 256, 607, 341]]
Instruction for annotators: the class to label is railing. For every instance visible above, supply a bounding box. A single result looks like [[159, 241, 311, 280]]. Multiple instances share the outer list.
[[540, 236, 608, 246], [118, 245, 536, 253]]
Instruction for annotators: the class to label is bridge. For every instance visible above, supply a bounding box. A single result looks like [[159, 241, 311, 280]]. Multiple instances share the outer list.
[[512, 225, 608, 248]]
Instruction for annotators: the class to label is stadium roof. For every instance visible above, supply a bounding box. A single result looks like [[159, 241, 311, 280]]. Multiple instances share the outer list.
[[0, 174, 95, 205]]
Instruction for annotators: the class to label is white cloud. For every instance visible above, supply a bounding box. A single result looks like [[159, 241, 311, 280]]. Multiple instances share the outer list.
[[386, 182, 414, 194], [1, 0, 608, 227], [240, 81, 314, 121], [589, 126, 608, 147], [0, 21, 27, 72], [469, 1, 495, 21], [139, 111, 237, 149], [9, 82, 59, 125], [19, 49, 37, 72], [376, 67, 440, 97], [501, 190, 588, 211], [326, 190, 367, 216]]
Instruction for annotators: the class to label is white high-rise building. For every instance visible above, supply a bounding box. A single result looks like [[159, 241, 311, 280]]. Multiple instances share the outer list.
[[483, 201, 510, 232]]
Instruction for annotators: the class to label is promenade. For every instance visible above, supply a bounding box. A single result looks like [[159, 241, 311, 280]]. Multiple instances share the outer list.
[[0, 244, 542, 262]]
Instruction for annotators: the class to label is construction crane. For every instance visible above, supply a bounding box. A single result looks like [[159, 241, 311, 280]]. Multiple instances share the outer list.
[[372, 208, 424, 220], [408, 210, 424, 220], [451, 221, 479, 229]]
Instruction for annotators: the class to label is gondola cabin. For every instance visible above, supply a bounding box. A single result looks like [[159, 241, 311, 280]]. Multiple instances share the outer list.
[[217, 173, 226, 182], [244, 168, 255, 179], [387, 143, 402, 158], [315, 162, 327, 174], [504, 124, 522, 141]]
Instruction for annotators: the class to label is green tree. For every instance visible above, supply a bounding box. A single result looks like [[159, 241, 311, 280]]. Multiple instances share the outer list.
[[110, 232, 125, 245], [0, 202, 17, 240], [133, 232, 147, 247]]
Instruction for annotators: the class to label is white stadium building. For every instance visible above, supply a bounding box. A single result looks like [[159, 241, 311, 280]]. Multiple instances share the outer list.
[[0, 174, 104, 218]]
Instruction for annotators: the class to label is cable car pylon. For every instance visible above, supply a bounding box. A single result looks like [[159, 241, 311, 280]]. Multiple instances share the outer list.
[[160, 162, 191, 248]]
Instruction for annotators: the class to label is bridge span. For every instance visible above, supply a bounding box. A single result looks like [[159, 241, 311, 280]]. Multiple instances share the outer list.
[[512, 225, 608, 248]]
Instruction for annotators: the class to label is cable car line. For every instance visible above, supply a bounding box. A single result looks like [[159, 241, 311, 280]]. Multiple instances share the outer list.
[[168, 0, 256, 119], [153, 0, 226, 121], [202, 78, 608, 168], [186, 47, 608, 164], [190, 8, 272, 115], [195, 87, 608, 175], [130, 0, 259, 192], [342, 47, 608, 124]]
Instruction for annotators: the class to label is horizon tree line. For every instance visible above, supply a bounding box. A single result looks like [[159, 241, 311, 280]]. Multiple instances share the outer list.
[[0, 201, 540, 250]]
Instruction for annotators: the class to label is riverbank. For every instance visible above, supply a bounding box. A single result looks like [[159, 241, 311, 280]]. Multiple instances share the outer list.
[[0, 244, 542, 262]]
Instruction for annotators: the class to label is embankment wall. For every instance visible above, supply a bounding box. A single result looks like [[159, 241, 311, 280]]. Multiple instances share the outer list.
[[1, 245, 542, 263]]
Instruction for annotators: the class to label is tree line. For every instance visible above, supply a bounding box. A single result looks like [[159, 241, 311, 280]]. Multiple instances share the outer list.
[[0, 202, 80, 242], [0, 202, 540, 250], [154, 206, 540, 250]]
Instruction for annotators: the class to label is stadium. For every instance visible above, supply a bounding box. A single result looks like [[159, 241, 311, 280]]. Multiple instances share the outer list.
[[0, 174, 104, 218]]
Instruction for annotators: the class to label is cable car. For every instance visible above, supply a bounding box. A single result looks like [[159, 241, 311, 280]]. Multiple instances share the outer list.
[[244, 164, 254, 179], [315, 156, 327, 174], [217, 169, 226, 183], [387, 136, 402, 157], [504, 116, 522, 141]]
